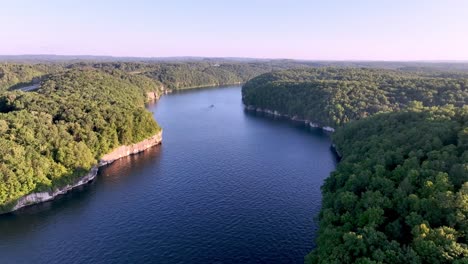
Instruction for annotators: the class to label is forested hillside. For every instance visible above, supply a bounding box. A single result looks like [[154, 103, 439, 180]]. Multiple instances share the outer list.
[[0, 63, 63, 91], [0, 69, 161, 212], [306, 106, 468, 263], [0, 60, 308, 92], [242, 68, 468, 263], [83, 61, 312, 90], [242, 68, 468, 127], [4, 60, 468, 94]]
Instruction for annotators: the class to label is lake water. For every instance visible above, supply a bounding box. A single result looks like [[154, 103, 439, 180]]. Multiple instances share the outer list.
[[0, 86, 337, 264]]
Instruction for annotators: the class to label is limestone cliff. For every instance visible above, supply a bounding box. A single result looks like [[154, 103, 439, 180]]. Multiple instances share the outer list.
[[146, 91, 160, 102], [8, 130, 162, 213], [245, 105, 335, 132], [11, 167, 99, 212], [100, 132, 163, 166]]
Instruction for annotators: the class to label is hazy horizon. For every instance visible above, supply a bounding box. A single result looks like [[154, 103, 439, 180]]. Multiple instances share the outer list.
[[2, 0, 468, 60], [3, 54, 468, 63]]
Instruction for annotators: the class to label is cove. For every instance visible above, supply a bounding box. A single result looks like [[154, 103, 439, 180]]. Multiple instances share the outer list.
[[0, 85, 337, 263]]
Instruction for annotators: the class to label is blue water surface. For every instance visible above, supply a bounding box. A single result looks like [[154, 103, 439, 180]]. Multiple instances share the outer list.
[[0, 86, 337, 264]]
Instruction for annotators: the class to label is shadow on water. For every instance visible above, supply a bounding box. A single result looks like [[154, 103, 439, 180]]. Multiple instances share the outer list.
[[169, 84, 241, 95], [98, 144, 163, 185], [243, 110, 342, 162], [243, 110, 334, 141], [0, 145, 163, 237]]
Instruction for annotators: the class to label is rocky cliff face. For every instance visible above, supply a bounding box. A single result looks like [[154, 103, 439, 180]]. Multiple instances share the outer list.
[[146, 91, 160, 102], [11, 167, 99, 211], [100, 131, 163, 166], [8, 130, 163, 213], [245, 105, 335, 132]]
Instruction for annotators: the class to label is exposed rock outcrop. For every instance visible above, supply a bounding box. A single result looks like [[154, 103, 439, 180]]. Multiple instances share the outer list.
[[100, 132, 163, 166], [245, 105, 335, 132], [7, 130, 163, 214], [146, 91, 160, 102], [11, 167, 99, 211]]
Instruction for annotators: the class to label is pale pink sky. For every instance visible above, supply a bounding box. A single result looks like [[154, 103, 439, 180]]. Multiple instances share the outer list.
[[1, 0, 468, 60]]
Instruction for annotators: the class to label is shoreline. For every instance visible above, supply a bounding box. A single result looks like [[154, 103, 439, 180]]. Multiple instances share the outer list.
[[4, 84, 238, 215], [244, 105, 335, 132], [170, 82, 243, 92], [244, 105, 342, 159], [5, 130, 163, 214]]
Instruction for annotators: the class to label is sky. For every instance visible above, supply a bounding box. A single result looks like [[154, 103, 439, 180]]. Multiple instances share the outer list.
[[1, 0, 468, 60]]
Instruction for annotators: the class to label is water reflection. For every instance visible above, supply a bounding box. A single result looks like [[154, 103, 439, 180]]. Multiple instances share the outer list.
[[0, 145, 163, 238], [99, 145, 163, 185], [243, 109, 333, 140]]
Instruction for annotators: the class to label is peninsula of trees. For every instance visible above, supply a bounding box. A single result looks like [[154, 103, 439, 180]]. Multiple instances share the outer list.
[[242, 68, 467, 127], [242, 68, 468, 263], [0, 69, 162, 212]]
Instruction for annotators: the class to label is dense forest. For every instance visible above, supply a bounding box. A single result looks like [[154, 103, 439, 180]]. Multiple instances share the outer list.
[[88, 61, 303, 90], [1, 60, 309, 92], [0, 63, 64, 91], [242, 68, 468, 127], [0, 69, 161, 212], [242, 68, 467, 263], [307, 106, 468, 263], [5, 59, 468, 93]]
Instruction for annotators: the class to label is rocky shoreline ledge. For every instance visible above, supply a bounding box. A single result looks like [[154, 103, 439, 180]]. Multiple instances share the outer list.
[[244, 105, 335, 132], [7, 130, 163, 214], [244, 105, 343, 159]]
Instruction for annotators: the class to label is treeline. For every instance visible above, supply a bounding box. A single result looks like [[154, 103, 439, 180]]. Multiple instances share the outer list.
[[80, 61, 311, 90], [4, 61, 468, 94], [242, 68, 468, 127], [0, 61, 311, 92], [0, 69, 161, 212], [307, 106, 467, 263], [0, 63, 63, 91]]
